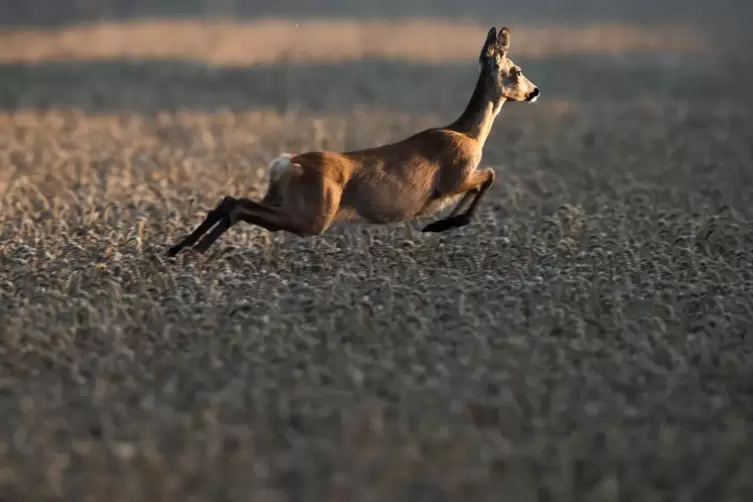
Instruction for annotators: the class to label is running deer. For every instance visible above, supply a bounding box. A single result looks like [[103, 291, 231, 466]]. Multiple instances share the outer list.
[[167, 25, 539, 257]]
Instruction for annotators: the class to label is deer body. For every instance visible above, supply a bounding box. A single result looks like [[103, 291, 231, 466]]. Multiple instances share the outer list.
[[275, 130, 481, 226], [167, 25, 539, 257]]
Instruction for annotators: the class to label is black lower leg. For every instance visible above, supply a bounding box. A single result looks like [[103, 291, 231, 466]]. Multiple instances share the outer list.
[[462, 177, 494, 219], [422, 176, 494, 233], [167, 196, 235, 257], [193, 217, 232, 253]]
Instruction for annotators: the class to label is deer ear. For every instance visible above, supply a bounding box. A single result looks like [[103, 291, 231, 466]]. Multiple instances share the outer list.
[[481, 27, 497, 59], [497, 26, 511, 53]]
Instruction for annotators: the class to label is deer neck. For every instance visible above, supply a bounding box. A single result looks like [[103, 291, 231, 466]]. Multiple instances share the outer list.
[[447, 71, 505, 147]]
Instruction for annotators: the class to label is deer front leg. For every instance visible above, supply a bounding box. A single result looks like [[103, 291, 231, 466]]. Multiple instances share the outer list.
[[421, 168, 495, 233], [447, 190, 476, 218]]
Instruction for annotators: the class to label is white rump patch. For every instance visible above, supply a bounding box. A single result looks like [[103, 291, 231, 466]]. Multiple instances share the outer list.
[[267, 153, 295, 183]]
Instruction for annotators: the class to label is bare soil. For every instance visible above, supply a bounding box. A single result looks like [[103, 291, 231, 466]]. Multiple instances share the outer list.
[[1, 4, 753, 501]]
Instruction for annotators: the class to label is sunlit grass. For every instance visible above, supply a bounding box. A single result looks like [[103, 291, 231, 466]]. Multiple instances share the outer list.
[[0, 18, 708, 65]]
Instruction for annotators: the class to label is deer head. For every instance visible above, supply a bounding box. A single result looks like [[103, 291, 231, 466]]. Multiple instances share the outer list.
[[479, 26, 540, 104]]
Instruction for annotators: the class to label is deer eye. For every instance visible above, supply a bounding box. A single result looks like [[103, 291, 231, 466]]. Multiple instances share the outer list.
[[512, 68, 521, 77]]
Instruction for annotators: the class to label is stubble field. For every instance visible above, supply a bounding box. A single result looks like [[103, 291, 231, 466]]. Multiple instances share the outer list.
[[1, 5, 753, 502]]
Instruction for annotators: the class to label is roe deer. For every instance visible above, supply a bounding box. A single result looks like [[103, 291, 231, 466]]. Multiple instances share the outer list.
[[167, 25, 539, 257]]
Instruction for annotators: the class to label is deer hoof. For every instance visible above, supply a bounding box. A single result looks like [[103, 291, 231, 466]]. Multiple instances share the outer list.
[[166, 244, 183, 257], [421, 220, 450, 233], [421, 214, 471, 233]]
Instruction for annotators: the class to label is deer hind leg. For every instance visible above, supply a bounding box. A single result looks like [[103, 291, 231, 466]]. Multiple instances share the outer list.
[[192, 174, 342, 254], [167, 197, 280, 257], [166, 195, 239, 257], [167, 154, 293, 257], [422, 168, 495, 233], [191, 199, 295, 254]]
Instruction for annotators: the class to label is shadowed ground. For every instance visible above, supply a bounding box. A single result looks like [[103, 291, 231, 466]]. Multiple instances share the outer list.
[[1, 5, 753, 502]]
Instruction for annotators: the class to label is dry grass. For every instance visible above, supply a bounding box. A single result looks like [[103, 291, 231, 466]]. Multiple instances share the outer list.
[[1, 10, 753, 502]]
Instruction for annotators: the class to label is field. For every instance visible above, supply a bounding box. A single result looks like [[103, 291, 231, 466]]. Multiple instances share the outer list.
[[1, 1, 753, 500]]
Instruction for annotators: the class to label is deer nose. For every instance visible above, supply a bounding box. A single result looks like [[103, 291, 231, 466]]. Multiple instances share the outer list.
[[527, 87, 540, 102]]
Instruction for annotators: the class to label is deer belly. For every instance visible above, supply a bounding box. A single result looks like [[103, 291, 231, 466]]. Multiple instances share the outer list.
[[349, 193, 429, 224], [352, 192, 462, 223]]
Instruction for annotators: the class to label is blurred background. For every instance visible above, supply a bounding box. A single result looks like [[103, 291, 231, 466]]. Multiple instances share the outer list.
[[0, 0, 749, 28], [1, 0, 748, 114]]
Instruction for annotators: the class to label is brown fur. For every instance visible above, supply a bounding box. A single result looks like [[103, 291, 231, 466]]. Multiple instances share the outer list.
[[167, 25, 540, 256]]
